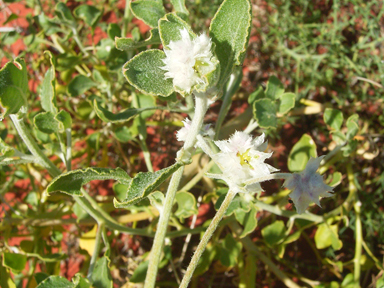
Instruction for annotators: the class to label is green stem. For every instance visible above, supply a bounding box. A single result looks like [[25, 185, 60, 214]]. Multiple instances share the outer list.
[[347, 163, 361, 287], [66, 128, 72, 171], [214, 68, 242, 140], [144, 94, 209, 288], [71, 27, 89, 57], [132, 93, 153, 172], [354, 201, 362, 287], [10, 115, 61, 177], [122, 0, 131, 37], [254, 201, 323, 223], [144, 166, 185, 288], [179, 189, 238, 288], [87, 223, 104, 279]]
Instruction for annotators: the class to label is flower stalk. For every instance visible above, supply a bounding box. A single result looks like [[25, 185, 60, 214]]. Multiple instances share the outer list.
[[179, 189, 238, 288]]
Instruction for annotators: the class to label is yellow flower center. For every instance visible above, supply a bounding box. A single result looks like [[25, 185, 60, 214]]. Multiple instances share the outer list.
[[237, 149, 256, 169]]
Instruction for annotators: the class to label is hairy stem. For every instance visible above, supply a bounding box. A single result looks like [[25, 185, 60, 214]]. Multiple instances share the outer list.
[[144, 94, 209, 288], [179, 189, 238, 288]]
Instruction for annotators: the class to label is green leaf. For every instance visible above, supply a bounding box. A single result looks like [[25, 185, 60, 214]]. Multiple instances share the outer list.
[[113, 126, 133, 143], [235, 205, 257, 238], [95, 38, 115, 60], [252, 98, 277, 129], [67, 75, 97, 97], [283, 230, 301, 245], [122, 49, 173, 97], [175, 191, 198, 219], [41, 52, 57, 114], [56, 110, 72, 129], [4, 13, 18, 25], [36, 276, 74, 288], [265, 75, 284, 100], [314, 223, 342, 250], [261, 220, 286, 246], [55, 2, 75, 25], [328, 172, 342, 187], [195, 245, 217, 276], [0, 263, 16, 288], [73, 5, 102, 28], [0, 138, 14, 157], [324, 108, 343, 131], [107, 23, 121, 40], [113, 183, 129, 202], [170, 0, 189, 15], [288, 134, 317, 172], [278, 92, 295, 115], [148, 191, 165, 213], [130, 0, 166, 28], [56, 55, 82, 71], [158, 13, 193, 49], [34, 112, 63, 134], [72, 274, 92, 288], [73, 202, 90, 221], [209, 0, 252, 91], [248, 86, 265, 104], [346, 114, 359, 140], [38, 14, 61, 36], [114, 161, 185, 208], [0, 58, 28, 117], [376, 273, 384, 288], [115, 28, 160, 51], [137, 94, 156, 119], [34, 273, 49, 285], [90, 256, 113, 288], [130, 260, 149, 283], [219, 234, 242, 267], [215, 194, 250, 216], [2, 253, 27, 273], [93, 100, 156, 123], [47, 168, 131, 196]]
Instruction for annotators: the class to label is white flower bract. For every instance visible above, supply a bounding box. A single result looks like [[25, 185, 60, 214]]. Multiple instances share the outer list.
[[212, 131, 278, 194], [284, 156, 334, 214], [162, 28, 214, 93], [176, 118, 214, 142]]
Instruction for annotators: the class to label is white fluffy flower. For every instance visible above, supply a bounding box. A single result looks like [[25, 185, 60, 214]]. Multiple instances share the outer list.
[[162, 28, 215, 94], [284, 156, 334, 214], [213, 131, 278, 193], [176, 118, 214, 142]]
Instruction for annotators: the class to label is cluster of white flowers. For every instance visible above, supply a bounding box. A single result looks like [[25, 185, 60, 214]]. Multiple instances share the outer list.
[[283, 156, 334, 214], [177, 120, 335, 214], [162, 28, 214, 94]]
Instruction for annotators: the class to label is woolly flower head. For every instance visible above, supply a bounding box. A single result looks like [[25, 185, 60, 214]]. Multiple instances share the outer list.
[[162, 28, 219, 95], [176, 118, 214, 142], [213, 131, 278, 193], [284, 156, 334, 214]]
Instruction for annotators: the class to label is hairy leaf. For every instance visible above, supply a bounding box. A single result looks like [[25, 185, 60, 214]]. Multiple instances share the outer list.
[[209, 0, 252, 91], [116, 28, 161, 51], [122, 49, 173, 97], [114, 162, 185, 208], [47, 168, 131, 196], [94, 100, 156, 123], [130, 0, 166, 28], [0, 58, 28, 117]]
